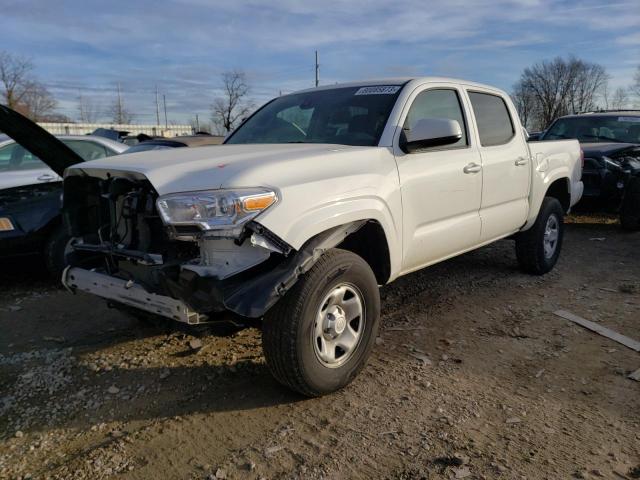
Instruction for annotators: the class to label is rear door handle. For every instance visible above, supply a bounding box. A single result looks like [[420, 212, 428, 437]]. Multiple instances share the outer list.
[[515, 157, 528, 166], [37, 174, 56, 182], [463, 162, 482, 174]]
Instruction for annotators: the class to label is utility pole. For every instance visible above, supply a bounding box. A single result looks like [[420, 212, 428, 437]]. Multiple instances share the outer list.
[[163, 94, 168, 129], [116, 83, 123, 124], [155, 85, 161, 126], [195, 114, 200, 132], [315, 50, 319, 87]]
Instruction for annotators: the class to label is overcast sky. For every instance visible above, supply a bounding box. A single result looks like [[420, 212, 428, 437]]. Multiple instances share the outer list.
[[1, 0, 638, 124]]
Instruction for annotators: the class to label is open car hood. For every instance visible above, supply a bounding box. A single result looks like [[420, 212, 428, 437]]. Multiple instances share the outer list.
[[0, 104, 84, 176]]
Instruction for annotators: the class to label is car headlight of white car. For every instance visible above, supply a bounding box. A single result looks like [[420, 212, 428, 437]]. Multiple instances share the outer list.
[[156, 188, 278, 231]]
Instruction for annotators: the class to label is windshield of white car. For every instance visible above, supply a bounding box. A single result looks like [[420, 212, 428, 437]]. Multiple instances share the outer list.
[[542, 116, 640, 144], [225, 85, 405, 146]]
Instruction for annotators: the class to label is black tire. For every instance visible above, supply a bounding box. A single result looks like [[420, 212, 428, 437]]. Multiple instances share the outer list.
[[44, 224, 71, 280], [620, 177, 640, 231], [515, 197, 564, 275], [262, 248, 380, 397]]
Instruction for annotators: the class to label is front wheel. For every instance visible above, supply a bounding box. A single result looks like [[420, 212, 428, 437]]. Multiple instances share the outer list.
[[515, 197, 564, 275], [262, 249, 380, 397], [44, 224, 72, 280]]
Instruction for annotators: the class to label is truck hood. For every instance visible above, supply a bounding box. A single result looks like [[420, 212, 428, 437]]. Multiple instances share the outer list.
[[0, 104, 84, 176], [68, 143, 376, 195], [581, 142, 638, 157]]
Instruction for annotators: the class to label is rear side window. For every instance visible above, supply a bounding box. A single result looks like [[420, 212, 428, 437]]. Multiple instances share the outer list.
[[468, 92, 514, 146]]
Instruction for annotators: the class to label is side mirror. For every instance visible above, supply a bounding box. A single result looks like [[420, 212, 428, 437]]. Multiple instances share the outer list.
[[401, 118, 462, 153]]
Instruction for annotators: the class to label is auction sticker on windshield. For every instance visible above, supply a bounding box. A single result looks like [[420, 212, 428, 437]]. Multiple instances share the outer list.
[[355, 86, 401, 95], [619, 117, 640, 123]]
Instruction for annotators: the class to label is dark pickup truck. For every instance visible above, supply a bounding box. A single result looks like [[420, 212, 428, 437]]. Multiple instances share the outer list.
[[539, 111, 640, 230]]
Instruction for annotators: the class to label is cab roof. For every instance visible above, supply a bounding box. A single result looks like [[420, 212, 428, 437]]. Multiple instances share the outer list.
[[559, 110, 640, 119], [294, 77, 505, 95]]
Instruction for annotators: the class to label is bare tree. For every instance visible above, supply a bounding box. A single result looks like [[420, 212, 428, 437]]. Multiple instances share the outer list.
[[21, 83, 57, 121], [108, 84, 134, 124], [610, 87, 630, 110], [511, 82, 538, 131], [514, 56, 608, 130], [211, 70, 253, 133], [567, 61, 607, 113], [632, 65, 640, 100], [0, 51, 34, 109], [78, 92, 100, 123]]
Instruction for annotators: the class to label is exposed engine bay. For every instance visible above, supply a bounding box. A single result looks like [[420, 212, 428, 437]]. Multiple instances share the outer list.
[[582, 146, 640, 208], [62, 170, 362, 323], [610, 147, 640, 174]]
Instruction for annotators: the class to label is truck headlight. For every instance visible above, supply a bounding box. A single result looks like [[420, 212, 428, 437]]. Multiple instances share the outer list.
[[156, 189, 277, 231]]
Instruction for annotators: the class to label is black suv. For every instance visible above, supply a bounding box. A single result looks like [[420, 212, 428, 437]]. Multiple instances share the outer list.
[[539, 111, 640, 230]]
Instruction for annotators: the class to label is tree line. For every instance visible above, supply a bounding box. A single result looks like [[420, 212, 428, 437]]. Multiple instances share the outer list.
[[2, 49, 639, 133], [512, 56, 639, 132]]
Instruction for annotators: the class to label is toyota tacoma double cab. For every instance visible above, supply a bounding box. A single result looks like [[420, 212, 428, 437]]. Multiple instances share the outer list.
[[0, 78, 583, 396]]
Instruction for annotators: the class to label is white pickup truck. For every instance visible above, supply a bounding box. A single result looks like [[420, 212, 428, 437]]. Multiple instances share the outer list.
[[0, 77, 583, 396]]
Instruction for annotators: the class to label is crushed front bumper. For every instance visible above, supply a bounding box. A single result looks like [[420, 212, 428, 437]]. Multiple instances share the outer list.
[[62, 267, 206, 324], [61, 222, 365, 324]]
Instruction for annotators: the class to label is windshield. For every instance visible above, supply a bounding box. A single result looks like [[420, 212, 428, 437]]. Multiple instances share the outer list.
[[543, 115, 640, 143], [226, 85, 404, 146]]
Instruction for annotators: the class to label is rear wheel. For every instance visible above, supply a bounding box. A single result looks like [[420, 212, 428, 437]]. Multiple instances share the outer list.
[[620, 177, 640, 231], [515, 197, 564, 275], [262, 249, 380, 397]]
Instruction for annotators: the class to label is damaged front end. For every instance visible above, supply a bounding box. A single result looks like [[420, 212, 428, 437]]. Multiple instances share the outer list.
[[61, 170, 361, 324]]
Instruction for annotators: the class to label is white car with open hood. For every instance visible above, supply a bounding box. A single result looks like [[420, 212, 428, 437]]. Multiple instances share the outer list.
[[2, 77, 583, 396]]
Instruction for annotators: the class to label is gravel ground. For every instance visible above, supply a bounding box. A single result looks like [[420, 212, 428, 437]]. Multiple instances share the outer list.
[[0, 219, 638, 480]]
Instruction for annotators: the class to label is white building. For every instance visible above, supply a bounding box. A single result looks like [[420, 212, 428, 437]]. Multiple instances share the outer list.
[[37, 122, 194, 138]]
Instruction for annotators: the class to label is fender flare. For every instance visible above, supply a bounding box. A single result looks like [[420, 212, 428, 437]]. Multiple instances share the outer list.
[[523, 167, 571, 230], [223, 221, 366, 317]]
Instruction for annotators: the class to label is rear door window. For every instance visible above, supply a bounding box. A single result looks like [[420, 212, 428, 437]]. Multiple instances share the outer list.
[[468, 92, 515, 146]]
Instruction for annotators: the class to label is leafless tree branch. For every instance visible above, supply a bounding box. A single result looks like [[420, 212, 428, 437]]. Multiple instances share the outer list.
[[211, 70, 253, 134], [0, 51, 34, 109]]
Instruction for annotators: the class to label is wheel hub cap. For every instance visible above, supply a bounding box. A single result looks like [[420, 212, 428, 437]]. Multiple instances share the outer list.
[[313, 283, 365, 368], [543, 214, 559, 259], [324, 306, 347, 338]]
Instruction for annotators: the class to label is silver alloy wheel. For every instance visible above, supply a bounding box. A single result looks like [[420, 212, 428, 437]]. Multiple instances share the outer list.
[[313, 283, 365, 368], [543, 214, 559, 259]]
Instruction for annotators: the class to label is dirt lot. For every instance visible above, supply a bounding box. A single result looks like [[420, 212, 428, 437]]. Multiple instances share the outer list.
[[1, 219, 639, 480]]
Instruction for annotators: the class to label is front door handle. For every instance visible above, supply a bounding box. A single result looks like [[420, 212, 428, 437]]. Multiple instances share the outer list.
[[515, 157, 528, 166], [37, 174, 56, 182], [463, 162, 482, 174]]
